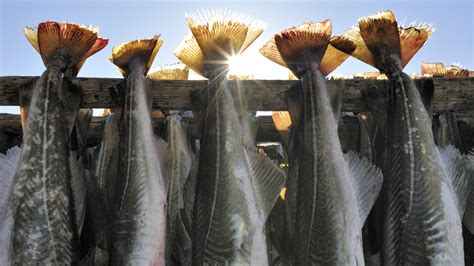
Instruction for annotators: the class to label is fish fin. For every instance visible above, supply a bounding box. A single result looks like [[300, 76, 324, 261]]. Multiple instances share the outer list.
[[399, 25, 433, 68], [272, 111, 291, 150], [345, 151, 383, 225], [267, 196, 293, 265], [0, 146, 21, 209], [458, 121, 474, 154], [183, 148, 199, 232], [436, 112, 463, 150], [155, 136, 172, 193], [243, 113, 259, 147], [341, 25, 377, 68], [445, 65, 469, 78], [357, 10, 402, 72], [75, 108, 93, 149], [69, 151, 87, 237], [421, 62, 446, 77], [174, 33, 206, 77], [463, 150, 474, 233], [327, 77, 345, 121], [186, 10, 264, 57], [110, 35, 163, 76], [81, 166, 111, 256], [361, 85, 389, 137], [148, 63, 190, 80], [24, 26, 40, 54], [320, 37, 355, 75], [73, 38, 109, 75], [244, 146, 286, 221], [271, 21, 332, 78], [36, 22, 100, 68], [438, 146, 473, 218], [172, 212, 192, 265]]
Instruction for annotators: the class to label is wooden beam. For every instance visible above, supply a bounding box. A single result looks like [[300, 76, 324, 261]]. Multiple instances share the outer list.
[[0, 113, 360, 149], [1, 76, 473, 112]]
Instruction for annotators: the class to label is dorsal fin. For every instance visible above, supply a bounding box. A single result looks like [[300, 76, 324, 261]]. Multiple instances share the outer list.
[[345, 151, 383, 226], [244, 146, 286, 221], [24, 22, 107, 69], [438, 146, 473, 218], [174, 10, 265, 78], [463, 151, 474, 234], [0, 146, 21, 209], [260, 20, 349, 78], [110, 35, 163, 76]]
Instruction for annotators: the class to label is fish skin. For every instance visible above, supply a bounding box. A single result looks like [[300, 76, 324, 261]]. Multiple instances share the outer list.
[[164, 113, 194, 265], [191, 63, 285, 265], [294, 67, 370, 265], [110, 69, 168, 265], [378, 71, 464, 264], [5, 67, 76, 264]]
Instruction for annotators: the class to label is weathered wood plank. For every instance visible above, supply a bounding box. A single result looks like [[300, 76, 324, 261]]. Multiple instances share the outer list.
[[1, 76, 473, 112], [0, 113, 359, 148]]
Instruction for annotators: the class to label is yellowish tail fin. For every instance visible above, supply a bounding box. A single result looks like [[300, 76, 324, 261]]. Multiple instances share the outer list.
[[272, 111, 292, 131], [147, 63, 189, 80], [421, 62, 446, 77], [110, 35, 164, 76], [174, 9, 265, 77], [400, 25, 433, 67], [260, 21, 352, 77], [445, 65, 469, 78], [340, 10, 433, 72], [23, 21, 107, 69], [228, 74, 254, 80], [422, 62, 469, 78]]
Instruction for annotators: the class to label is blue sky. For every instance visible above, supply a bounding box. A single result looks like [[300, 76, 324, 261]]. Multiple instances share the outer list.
[[0, 0, 473, 113]]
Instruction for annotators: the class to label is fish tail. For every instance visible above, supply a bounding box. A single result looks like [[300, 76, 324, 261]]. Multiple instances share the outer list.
[[320, 36, 356, 76], [357, 11, 402, 73], [28, 22, 106, 68], [272, 111, 292, 132], [110, 35, 164, 76], [174, 10, 265, 77], [399, 25, 434, 68], [147, 63, 189, 80], [421, 62, 446, 77], [260, 20, 332, 78]]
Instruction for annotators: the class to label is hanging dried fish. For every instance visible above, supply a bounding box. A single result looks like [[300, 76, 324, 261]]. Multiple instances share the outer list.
[[109, 35, 170, 265], [0, 21, 107, 264], [335, 10, 474, 264], [174, 9, 285, 265], [261, 20, 383, 265]]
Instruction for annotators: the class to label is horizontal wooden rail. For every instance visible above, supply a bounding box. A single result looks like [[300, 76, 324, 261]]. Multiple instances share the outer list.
[[0, 76, 473, 112], [0, 113, 360, 149]]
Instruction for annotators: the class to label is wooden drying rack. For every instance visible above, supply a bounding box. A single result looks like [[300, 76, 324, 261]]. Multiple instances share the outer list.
[[0, 76, 473, 152]]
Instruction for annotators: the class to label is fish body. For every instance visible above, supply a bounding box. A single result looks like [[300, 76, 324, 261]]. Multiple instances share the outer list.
[[6, 68, 76, 264], [111, 70, 168, 265], [337, 10, 472, 264], [109, 36, 168, 265], [173, 10, 285, 265], [164, 114, 194, 265], [260, 20, 381, 265], [192, 75, 277, 265]]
